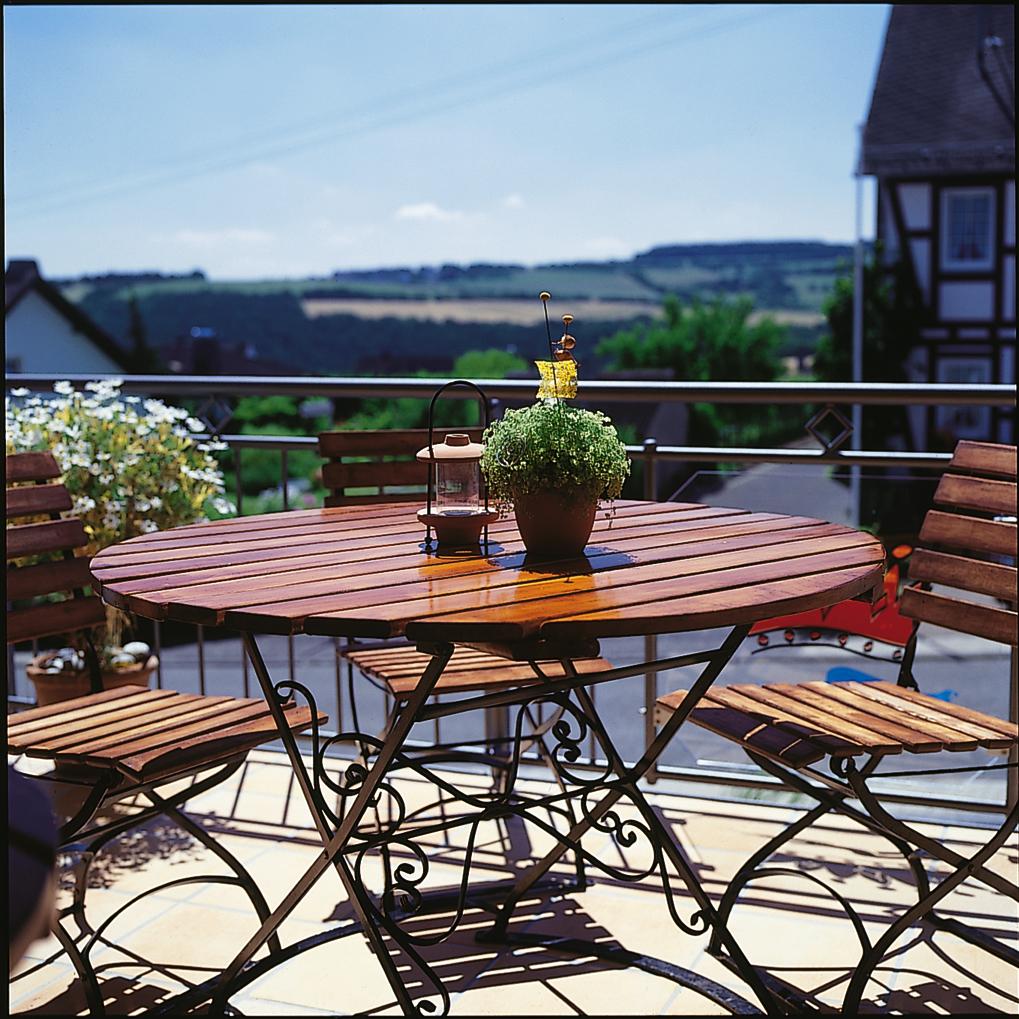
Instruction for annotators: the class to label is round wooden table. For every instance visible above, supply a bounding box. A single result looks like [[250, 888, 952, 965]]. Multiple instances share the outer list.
[[92, 498, 884, 644], [91, 499, 885, 1016]]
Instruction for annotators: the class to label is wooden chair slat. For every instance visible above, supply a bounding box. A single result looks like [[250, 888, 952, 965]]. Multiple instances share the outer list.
[[870, 682, 1019, 739], [801, 681, 981, 750], [7, 556, 95, 601], [725, 684, 898, 753], [899, 587, 1017, 646], [5, 451, 62, 483], [6, 482, 73, 518], [919, 510, 1017, 559], [324, 490, 425, 508], [7, 518, 89, 559], [655, 690, 828, 768], [950, 440, 1017, 480], [6, 596, 108, 644], [7, 687, 168, 731], [9, 691, 186, 746], [76, 701, 279, 760], [708, 686, 866, 756], [317, 429, 482, 458], [766, 683, 945, 752], [321, 459, 428, 492], [841, 682, 1015, 749], [23, 693, 213, 750], [61, 697, 239, 754], [934, 474, 1017, 516], [117, 704, 321, 779], [907, 548, 1017, 603]]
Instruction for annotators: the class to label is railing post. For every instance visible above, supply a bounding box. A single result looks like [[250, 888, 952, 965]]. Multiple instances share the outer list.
[[642, 436, 660, 780], [642, 436, 658, 501], [1008, 646, 1018, 811]]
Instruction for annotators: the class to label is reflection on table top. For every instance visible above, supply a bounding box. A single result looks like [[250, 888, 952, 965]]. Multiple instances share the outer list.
[[92, 499, 885, 645]]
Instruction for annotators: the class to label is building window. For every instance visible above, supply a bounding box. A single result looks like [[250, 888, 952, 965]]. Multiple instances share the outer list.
[[5, 357, 23, 372], [935, 357, 992, 439], [940, 188, 995, 271]]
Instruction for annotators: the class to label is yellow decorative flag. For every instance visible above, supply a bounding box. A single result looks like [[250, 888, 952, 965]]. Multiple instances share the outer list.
[[535, 359, 578, 400]]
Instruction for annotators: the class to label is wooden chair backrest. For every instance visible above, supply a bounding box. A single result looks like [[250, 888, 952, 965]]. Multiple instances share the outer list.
[[6, 451, 106, 644], [900, 441, 1017, 646], [318, 428, 483, 508]]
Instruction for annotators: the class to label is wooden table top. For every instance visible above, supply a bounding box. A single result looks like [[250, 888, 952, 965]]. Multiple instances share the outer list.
[[91, 500, 886, 645]]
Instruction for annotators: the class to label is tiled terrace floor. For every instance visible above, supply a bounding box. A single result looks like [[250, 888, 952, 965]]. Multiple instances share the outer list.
[[10, 749, 1018, 1016]]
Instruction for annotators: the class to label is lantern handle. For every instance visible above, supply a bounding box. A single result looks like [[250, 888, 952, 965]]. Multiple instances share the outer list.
[[424, 380, 492, 535]]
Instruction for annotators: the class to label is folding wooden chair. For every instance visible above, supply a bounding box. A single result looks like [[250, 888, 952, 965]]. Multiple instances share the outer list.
[[655, 440, 1018, 1012], [6, 450, 323, 1016]]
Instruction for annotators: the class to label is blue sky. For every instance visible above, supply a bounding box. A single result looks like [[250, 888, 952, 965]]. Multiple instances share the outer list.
[[4, 4, 889, 280]]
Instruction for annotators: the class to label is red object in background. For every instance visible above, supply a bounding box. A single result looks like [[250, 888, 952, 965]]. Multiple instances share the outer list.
[[750, 557, 917, 648]]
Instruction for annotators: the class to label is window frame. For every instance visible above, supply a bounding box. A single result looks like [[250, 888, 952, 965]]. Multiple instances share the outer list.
[[939, 186, 996, 272]]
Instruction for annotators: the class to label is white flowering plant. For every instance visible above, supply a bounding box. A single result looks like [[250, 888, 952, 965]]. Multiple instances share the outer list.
[[7, 379, 234, 652]]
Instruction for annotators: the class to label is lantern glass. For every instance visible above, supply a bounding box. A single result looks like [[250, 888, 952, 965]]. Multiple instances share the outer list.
[[436, 458, 479, 516]]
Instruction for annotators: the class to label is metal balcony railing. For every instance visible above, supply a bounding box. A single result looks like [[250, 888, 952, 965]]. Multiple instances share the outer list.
[[6, 373, 1017, 817]]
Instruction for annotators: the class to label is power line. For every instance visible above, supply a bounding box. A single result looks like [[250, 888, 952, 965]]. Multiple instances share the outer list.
[[8, 5, 786, 220]]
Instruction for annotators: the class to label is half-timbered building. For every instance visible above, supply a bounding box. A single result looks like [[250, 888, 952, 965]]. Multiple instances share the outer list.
[[861, 4, 1015, 447]]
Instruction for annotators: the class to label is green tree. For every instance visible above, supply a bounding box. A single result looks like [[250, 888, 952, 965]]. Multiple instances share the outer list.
[[596, 294, 787, 445], [813, 256, 920, 447], [125, 293, 163, 373]]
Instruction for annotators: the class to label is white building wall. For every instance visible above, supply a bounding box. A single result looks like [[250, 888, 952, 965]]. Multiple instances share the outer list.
[[5, 291, 123, 374]]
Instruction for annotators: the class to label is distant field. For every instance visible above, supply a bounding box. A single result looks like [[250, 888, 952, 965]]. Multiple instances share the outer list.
[[301, 297, 663, 325], [301, 297, 824, 328]]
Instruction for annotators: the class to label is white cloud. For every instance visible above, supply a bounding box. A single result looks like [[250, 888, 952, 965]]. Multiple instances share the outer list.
[[393, 201, 464, 223], [501, 193, 525, 210], [169, 228, 275, 248]]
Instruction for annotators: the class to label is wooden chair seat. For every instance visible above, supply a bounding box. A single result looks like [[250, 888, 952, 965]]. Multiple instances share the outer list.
[[656, 680, 1019, 769], [7, 685, 322, 782], [347, 644, 614, 698]]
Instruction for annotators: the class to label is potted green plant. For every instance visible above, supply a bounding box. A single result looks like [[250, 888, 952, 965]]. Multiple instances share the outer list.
[[480, 296, 630, 558], [7, 379, 234, 704]]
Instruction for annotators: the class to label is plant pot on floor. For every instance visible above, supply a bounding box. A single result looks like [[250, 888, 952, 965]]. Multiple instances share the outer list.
[[26, 654, 159, 707], [513, 490, 598, 559]]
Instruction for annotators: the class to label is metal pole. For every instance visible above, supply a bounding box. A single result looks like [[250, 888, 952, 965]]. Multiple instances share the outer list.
[[851, 122, 865, 530]]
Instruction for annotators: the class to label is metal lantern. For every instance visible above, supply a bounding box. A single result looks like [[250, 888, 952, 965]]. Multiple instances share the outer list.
[[417, 380, 498, 551]]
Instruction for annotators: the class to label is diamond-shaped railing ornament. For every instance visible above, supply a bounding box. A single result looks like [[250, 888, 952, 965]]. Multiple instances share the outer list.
[[193, 396, 235, 436], [805, 403, 853, 452]]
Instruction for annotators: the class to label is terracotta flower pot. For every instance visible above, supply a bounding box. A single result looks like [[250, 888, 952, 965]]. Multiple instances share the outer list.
[[513, 489, 598, 560], [26, 654, 159, 707]]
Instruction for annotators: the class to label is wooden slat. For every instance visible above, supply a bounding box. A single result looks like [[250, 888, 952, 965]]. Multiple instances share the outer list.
[[26, 693, 217, 750], [841, 682, 1014, 749], [321, 459, 428, 491], [7, 596, 107, 644], [411, 559, 884, 644], [899, 587, 1017, 645], [7, 556, 94, 601], [325, 491, 424, 507], [767, 683, 944, 752], [6, 482, 73, 518], [707, 686, 866, 757], [934, 474, 1017, 516], [118, 703, 321, 778], [919, 510, 1017, 558], [165, 522, 847, 628], [656, 689, 828, 768], [801, 681, 981, 751], [268, 533, 880, 637], [5, 451, 62, 483], [7, 686, 166, 731], [950, 441, 1017, 480], [723, 684, 896, 754], [318, 429, 482, 458], [7, 518, 89, 559], [870, 682, 1019, 739], [908, 548, 1017, 603]]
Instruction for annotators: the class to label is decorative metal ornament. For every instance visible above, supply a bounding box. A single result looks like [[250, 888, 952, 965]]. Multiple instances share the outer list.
[[416, 380, 498, 551], [535, 294, 580, 400]]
